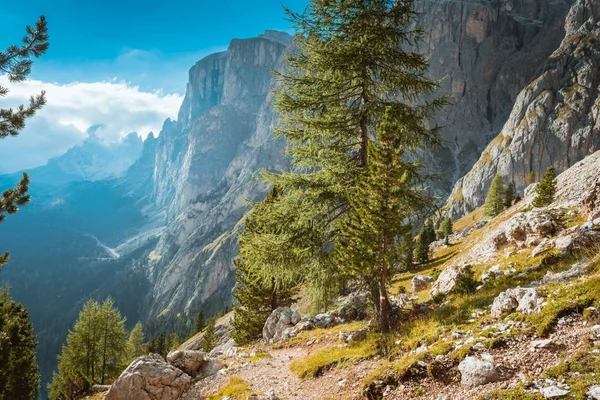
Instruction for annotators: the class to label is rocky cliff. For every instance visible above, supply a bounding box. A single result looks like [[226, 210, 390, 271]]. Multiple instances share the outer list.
[[138, 0, 584, 325], [142, 32, 291, 322], [415, 0, 572, 195], [446, 0, 600, 217]]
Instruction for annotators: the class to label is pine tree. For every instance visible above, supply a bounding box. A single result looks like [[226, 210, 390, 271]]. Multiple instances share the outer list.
[[232, 192, 298, 345], [0, 288, 39, 400], [532, 167, 557, 208], [126, 322, 145, 361], [337, 110, 432, 332], [0, 16, 49, 271], [416, 219, 436, 264], [527, 170, 537, 185], [439, 217, 453, 245], [48, 299, 128, 398], [484, 174, 506, 217], [147, 334, 166, 357], [202, 316, 217, 353], [240, 0, 445, 313], [505, 181, 516, 208], [398, 233, 415, 272], [194, 311, 206, 334]]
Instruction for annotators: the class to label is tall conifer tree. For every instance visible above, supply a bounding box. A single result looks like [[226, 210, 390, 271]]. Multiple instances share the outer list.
[[240, 0, 445, 318], [532, 167, 557, 207], [484, 174, 506, 217]]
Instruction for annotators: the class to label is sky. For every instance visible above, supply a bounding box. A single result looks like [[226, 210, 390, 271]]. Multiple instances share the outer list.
[[0, 0, 308, 173]]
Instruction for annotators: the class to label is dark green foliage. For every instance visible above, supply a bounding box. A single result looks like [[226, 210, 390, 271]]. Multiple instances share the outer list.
[[337, 110, 434, 331], [146, 333, 179, 359], [194, 311, 206, 334], [202, 316, 217, 353], [232, 189, 298, 345], [398, 233, 415, 272], [0, 287, 39, 400], [505, 182, 516, 208], [455, 267, 478, 295], [416, 219, 436, 264], [484, 174, 506, 217], [238, 0, 445, 319], [438, 217, 453, 245], [1, 15, 49, 271], [532, 167, 557, 208]]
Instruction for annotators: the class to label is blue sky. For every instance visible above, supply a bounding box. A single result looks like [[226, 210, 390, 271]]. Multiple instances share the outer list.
[[0, 0, 308, 173]]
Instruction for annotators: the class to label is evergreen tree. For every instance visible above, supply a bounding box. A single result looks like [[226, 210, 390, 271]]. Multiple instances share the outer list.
[[48, 299, 128, 399], [240, 0, 445, 313], [0, 16, 49, 271], [439, 217, 453, 245], [194, 311, 206, 334], [202, 316, 217, 353], [398, 232, 415, 272], [0, 288, 39, 400], [416, 219, 436, 264], [126, 322, 145, 361], [484, 174, 506, 217], [527, 170, 537, 185], [532, 167, 557, 208], [505, 181, 516, 208], [337, 110, 432, 332], [232, 192, 298, 345], [147, 334, 166, 357], [98, 299, 127, 385]]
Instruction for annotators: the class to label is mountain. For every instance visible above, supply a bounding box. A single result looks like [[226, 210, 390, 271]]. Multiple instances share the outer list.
[[446, 0, 600, 217], [0, 127, 144, 189]]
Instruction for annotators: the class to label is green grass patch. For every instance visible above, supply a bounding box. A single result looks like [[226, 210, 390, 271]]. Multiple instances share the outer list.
[[479, 386, 542, 400], [290, 333, 380, 379], [208, 376, 256, 400]]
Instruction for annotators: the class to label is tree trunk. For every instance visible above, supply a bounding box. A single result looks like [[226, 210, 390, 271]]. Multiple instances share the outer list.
[[379, 236, 390, 333], [270, 278, 278, 310]]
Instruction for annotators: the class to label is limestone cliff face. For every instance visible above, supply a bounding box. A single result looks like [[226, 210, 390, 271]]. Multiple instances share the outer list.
[[446, 0, 600, 218], [143, 33, 291, 320], [416, 0, 572, 195]]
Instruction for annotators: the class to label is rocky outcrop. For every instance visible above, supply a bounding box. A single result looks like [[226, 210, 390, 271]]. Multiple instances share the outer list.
[[263, 307, 302, 343], [166, 350, 225, 379], [412, 275, 434, 292], [105, 354, 191, 400], [447, 0, 600, 218], [430, 264, 473, 297], [490, 287, 542, 318], [415, 0, 571, 197], [458, 353, 504, 387]]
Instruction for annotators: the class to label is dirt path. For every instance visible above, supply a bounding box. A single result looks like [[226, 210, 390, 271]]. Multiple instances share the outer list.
[[183, 345, 377, 400]]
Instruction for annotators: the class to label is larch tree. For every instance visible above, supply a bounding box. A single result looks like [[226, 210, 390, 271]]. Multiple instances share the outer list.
[[416, 219, 436, 264], [532, 167, 557, 208], [48, 299, 128, 398], [0, 16, 49, 271], [337, 110, 433, 332], [240, 0, 444, 325], [126, 322, 145, 361], [484, 174, 506, 217], [194, 311, 206, 334], [232, 188, 297, 345], [505, 181, 516, 208]]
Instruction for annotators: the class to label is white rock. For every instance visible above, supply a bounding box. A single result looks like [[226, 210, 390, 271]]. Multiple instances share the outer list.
[[458, 353, 503, 387], [588, 385, 600, 400], [541, 386, 570, 398]]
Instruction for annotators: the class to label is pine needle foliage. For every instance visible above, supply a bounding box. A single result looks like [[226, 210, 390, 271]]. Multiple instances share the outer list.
[[194, 310, 206, 334], [0, 287, 39, 400], [336, 110, 433, 332], [241, 0, 445, 320], [416, 219, 436, 264], [202, 316, 217, 353], [48, 298, 128, 399], [484, 174, 506, 217], [0, 16, 49, 271], [532, 167, 557, 208]]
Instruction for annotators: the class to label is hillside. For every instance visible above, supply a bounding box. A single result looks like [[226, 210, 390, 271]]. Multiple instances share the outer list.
[[94, 144, 600, 400]]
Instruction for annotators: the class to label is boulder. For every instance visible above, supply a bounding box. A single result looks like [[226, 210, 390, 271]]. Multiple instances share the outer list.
[[105, 354, 191, 400], [334, 291, 369, 321], [458, 353, 503, 387], [491, 287, 541, 318], [339, 328, 368, 344], [198, 357, 227, 378], [542, 262, 587, 283], [208, 338, 240, 358], [541, 386, 570, 398], [262, 307, 301, 343], [588, 385, 600, 400], [412, 275, 434, 291], [430, 264, 473, 297], [166, 350, 205, 378]]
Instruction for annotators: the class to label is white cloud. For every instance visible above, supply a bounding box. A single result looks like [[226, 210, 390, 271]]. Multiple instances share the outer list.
[[0, 77, 183, 173]]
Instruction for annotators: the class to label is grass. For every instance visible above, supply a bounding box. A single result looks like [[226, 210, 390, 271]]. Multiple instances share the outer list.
[[289, 333, 380, 379], [278, 321, 368, 348], [249, 351, 271, 363], [207, 376, 256, 400], [479, 386, 543, 399], [453, 206, 485, 232], [543, 350, 600, 399]]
